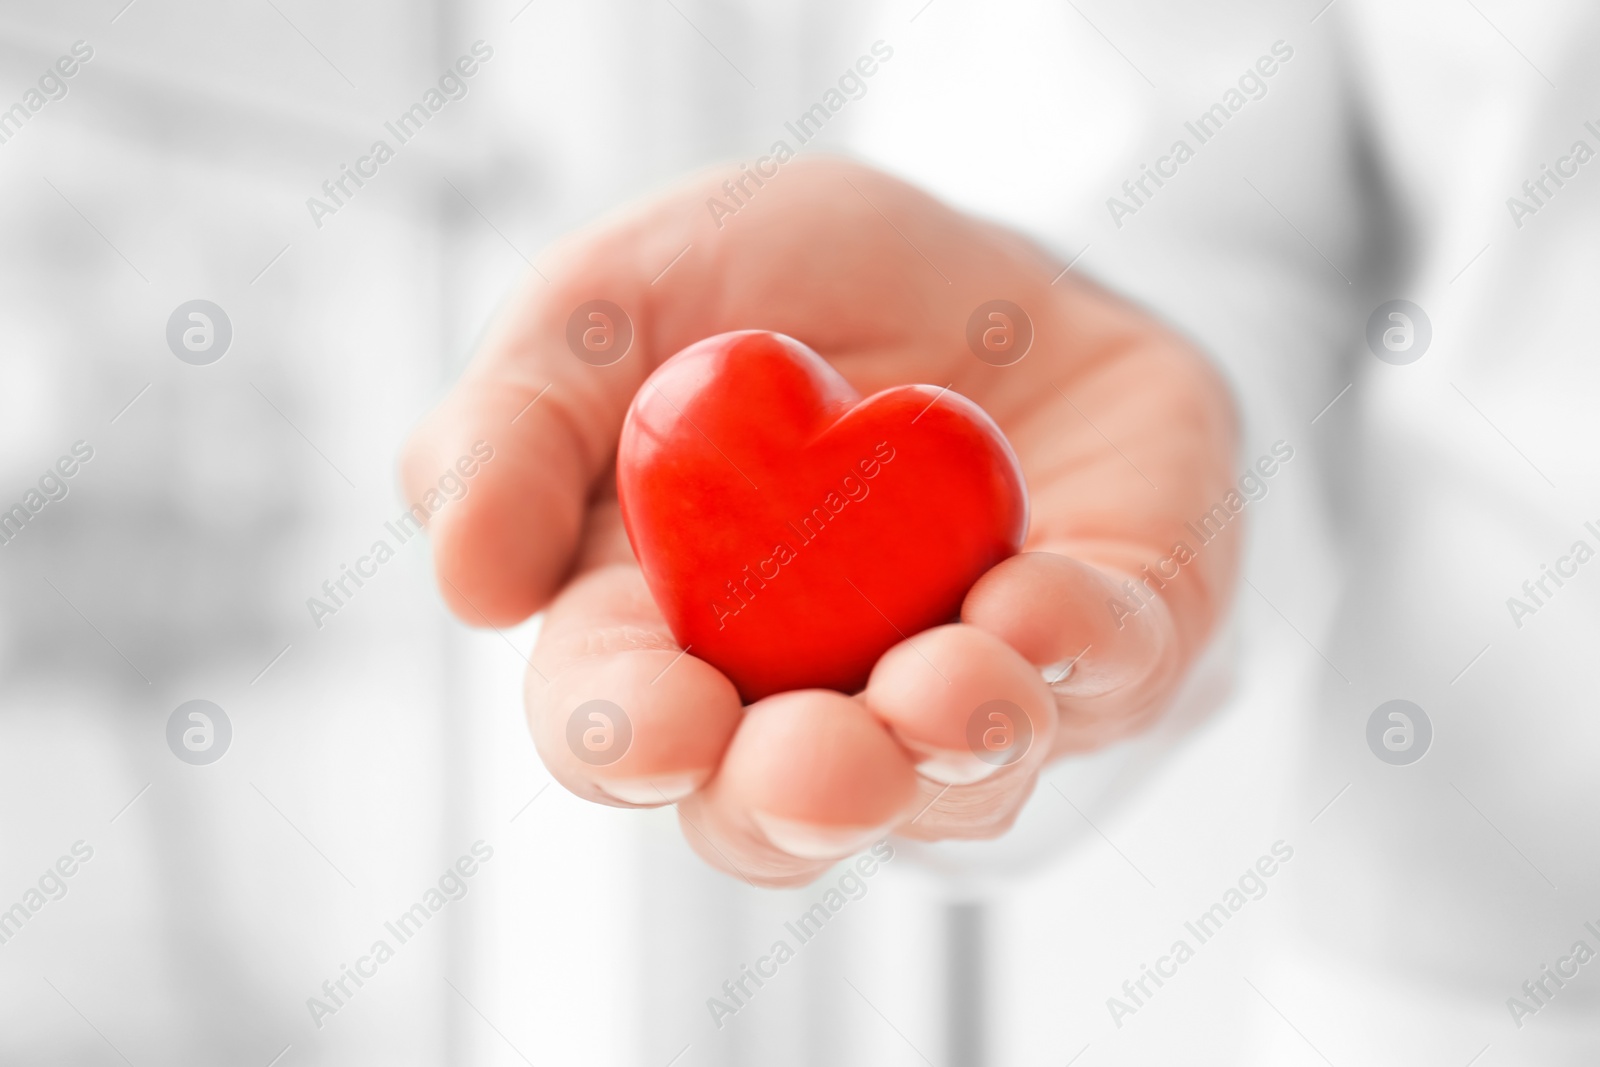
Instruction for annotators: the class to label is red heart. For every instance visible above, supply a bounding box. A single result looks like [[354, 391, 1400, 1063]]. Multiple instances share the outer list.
[[617, 331, 1028, 702]]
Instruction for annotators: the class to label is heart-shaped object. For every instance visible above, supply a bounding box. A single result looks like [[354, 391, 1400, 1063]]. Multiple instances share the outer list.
[[617, 331, 1028, 702]]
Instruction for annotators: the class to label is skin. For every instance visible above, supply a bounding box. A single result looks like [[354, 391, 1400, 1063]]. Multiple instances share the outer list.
[[402, 157, 1239, 887]]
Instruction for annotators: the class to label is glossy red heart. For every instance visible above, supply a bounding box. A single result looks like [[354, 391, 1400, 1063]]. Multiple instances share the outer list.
[[617, 330, 1028, 702]]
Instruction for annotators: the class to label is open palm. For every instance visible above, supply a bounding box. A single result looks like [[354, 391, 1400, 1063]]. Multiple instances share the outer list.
[[403, 158, 1238, 886]]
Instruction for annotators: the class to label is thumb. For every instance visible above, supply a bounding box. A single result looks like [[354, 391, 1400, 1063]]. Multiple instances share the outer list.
[[400, 251, 651, 626]]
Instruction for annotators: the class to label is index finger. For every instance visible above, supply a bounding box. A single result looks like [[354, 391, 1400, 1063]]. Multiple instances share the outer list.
[[399, 245, 651, 625]]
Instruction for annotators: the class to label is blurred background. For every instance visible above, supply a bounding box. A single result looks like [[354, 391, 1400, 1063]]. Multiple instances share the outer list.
[[3, 0, 1598, 1064]]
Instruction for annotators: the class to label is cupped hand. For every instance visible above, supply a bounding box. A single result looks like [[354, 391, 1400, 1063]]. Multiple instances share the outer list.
[[402, 157, 1239, 886]]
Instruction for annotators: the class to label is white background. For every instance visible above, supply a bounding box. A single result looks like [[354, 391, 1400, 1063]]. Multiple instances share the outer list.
[[1, 0, 1596, 1064]]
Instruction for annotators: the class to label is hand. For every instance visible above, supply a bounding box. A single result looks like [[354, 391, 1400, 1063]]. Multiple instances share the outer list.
[[402, 158, 1239, 886]]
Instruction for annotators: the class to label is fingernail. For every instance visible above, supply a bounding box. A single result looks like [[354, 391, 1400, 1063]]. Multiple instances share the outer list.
[[891, 730, 1002, 786], [912, 749, 1002, 786], [749, 811, 887, 860], [596, 774, 700, 805], [1042, 658, 1077, 685]]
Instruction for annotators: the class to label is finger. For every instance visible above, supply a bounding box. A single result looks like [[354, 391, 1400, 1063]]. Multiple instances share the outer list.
[[400, 254, 651, 626], [676, 690, 919, 886], [963, 551, 1165, 690], [961, 550, 1184, 753], [526, 563, 743, 806], [860, 624, 1056, 840]]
